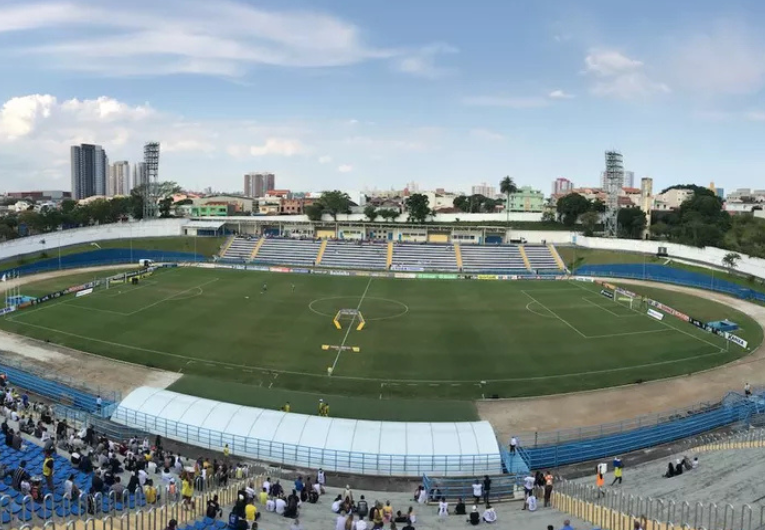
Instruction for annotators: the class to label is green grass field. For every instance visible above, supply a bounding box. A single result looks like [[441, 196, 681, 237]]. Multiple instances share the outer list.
[[0, 266, 760, 421]]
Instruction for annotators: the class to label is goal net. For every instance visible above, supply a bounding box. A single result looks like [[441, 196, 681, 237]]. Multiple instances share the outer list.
[[333, 309, 366, 331], [616, 293, 647, 311]]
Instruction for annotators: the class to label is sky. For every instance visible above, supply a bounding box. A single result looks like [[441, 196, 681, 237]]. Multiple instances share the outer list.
[[0, 0, 764, 195]]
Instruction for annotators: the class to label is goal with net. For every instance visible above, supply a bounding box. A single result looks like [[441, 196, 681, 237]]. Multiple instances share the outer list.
[[333, 309, 366, 331]]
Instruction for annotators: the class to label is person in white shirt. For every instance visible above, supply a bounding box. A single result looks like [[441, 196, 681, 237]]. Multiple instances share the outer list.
[[317, 469, 326, 491], [510, 436, 518, 453], [472, 479, 483, 505], [483, 505, 497, 523], [355, 517, 368, 530], [417, 487, 428, 504], [331, 495, 342, 513], [438, 497, 448, 517], [275, 496, 286, 515], [161, 468, 173, 487], [266, 498, 276, 512], [63, 477, 74, 499], [147, 460, 157, 474], [138, 469, 148, 487], [522, 475, 535, 509], [692, 457, 699, 469], [334, 512, 347, 530], [312, 481, 322, 496], [262, 478, 271, 495], [526, 494, 538, 512]]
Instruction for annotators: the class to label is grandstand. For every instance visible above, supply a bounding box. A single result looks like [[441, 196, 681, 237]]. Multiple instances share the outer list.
[[255, 238, 321, 266], [319, 240, 388, 269], [391, 243, 458, 271], [460, 244, 528, 272], [525, 245, 562, 271], [219, 236, 258, 260]]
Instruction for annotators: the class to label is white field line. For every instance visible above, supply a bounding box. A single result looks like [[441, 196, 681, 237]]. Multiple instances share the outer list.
[[521, 290, 587, 338], [329, 277, 373, 376]]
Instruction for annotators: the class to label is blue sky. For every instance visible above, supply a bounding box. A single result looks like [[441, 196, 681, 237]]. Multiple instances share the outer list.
[[0, 0, 764, 195]]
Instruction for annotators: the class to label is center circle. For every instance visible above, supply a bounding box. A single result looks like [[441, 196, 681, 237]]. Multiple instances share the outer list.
[[308, 297, 409, 321]]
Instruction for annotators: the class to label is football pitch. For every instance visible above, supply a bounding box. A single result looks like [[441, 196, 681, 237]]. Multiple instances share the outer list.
[[1, 266, 761, 421]]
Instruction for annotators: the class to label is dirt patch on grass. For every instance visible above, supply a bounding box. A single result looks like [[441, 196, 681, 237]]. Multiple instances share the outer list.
[[479, 280, 765, 442], [0, 266, 180, 396]]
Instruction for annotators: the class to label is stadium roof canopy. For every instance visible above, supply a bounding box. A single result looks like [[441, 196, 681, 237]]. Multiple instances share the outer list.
[[112, 386, 502, 476], [182, 220, 227, 229]]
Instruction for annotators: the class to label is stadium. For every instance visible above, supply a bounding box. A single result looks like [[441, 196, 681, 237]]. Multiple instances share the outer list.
[[1, 218, 765, 529]]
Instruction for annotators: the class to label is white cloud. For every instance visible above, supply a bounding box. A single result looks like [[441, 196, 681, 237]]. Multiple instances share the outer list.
[[548, 89, 574, 99], [469, 129, 505, 141], [583, 49, 669, 100], [584, 49, 643, 76], [669, 22, 765, 95], [394, 43, 458, 79], [746, 111, 765, 122], [337, 164, 353, 173], [318, 155, 333, 164], [0, 0, 410, 77], [229, 139, 307, 157]]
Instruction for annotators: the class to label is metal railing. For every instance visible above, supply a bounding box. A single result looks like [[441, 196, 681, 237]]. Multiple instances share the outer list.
[[516, 391, 765, 469], [554, 480, 765, 530], [111, 407, 502, 477]]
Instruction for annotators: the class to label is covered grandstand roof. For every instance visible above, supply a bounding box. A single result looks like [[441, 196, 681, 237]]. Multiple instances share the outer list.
[[112, 386, 502, 476], [183, 220, 227, 229]]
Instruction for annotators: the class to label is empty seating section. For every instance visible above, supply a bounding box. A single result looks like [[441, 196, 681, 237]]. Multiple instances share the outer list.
[[391, 243, 458, 271], [220, 237, 258, 260], [460, 245, 528, 272], [524, 245, 560, 270], [1, 365, 113, 415], [319, 242, 388, 269], [255, 238, 321, 266]]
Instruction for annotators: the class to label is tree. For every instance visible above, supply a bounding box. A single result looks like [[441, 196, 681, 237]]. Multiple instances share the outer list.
[[617, 207, 647, 239], [377, 208, 400, 221], [722, 252, 741, 273], [541, 211, 557, 223], [556, 193, 592, 226], [159, 197, 173, 218], [364, 204, 379, 222], [580, 211, 600, 236], [499, 176, 518, 225], [404, 193, 432, 223], [453, 194, 498, 213], [316, 190, 351, 221], [304, 203, 324, 221]]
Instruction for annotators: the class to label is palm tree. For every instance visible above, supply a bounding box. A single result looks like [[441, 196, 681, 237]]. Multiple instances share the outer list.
[[499, 176, 518, 226]]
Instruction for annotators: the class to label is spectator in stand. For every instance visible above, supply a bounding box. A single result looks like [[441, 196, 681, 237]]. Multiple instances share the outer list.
[[335, 510, 348, 530], [42, 450, 55, 492], [544, 471, 555, 507], [144, 480, 158, 505], [12, 431, 22, 451], [482, 475, 491, 505], [259, 487, 268, 505], [509, 436, 518, 453], [357, 495, 369, 518], [382, 500, 393, 523], [91, 470, 104, 494], [438, 497, 448, 517], [471, 478, 482, 505], [275, 494, 287, 515], [111, 476, 125, 499], [294, 476, 304, 495], [467, 506, 480, 526], [525, 493, 538, 512], [483, 504, 497, 523], [166, 519, 177, 530], [244, 499, 259, 522], [560, 519, 574, 530], [454, 497, 466, 515], [331, 494, 343, 513], [522, 473, 535, 509]]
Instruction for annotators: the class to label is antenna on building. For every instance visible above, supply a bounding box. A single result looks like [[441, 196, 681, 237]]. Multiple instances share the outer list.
[[143, 142, 160, 219], [603, 150, 624, 237]]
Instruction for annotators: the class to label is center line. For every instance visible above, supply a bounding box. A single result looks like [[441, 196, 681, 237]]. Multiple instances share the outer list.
[[329, 277, 373, 375]]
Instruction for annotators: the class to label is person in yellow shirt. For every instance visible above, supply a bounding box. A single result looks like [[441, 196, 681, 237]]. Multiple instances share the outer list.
[[144, 481, 157, 504], [259, 487, 268, 505], [181, 475, 195, 510], [223, 444, 230, 458], [245, 500, 259, 521], [283, 402, 291, 413]]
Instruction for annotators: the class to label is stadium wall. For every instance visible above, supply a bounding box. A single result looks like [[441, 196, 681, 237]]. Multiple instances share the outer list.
[[0, 219, 186, 262]]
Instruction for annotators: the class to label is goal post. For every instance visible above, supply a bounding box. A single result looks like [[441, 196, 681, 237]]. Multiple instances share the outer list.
[[333, 309, 366, 331]]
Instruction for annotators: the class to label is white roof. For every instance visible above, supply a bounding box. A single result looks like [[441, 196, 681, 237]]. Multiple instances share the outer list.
[[112, 386, 501, 477], [183, 220, 226, 229]]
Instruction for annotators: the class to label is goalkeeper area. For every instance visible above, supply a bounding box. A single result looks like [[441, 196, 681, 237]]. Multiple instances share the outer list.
[[0, 266, 761, 421]]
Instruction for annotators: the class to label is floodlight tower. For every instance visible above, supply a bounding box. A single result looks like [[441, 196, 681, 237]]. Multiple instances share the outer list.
[[143, 142, 161, 219], [603, 150, 624, 237]]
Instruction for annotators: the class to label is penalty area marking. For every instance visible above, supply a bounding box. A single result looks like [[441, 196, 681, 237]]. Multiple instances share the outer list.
[[308, 296, 409, 321]]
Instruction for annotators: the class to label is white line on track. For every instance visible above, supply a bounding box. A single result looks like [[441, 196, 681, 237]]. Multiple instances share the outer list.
[[329, 277, 372, 376]]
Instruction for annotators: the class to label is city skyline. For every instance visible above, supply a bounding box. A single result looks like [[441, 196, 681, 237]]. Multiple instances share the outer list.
[[1, 0, 765, 193]]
